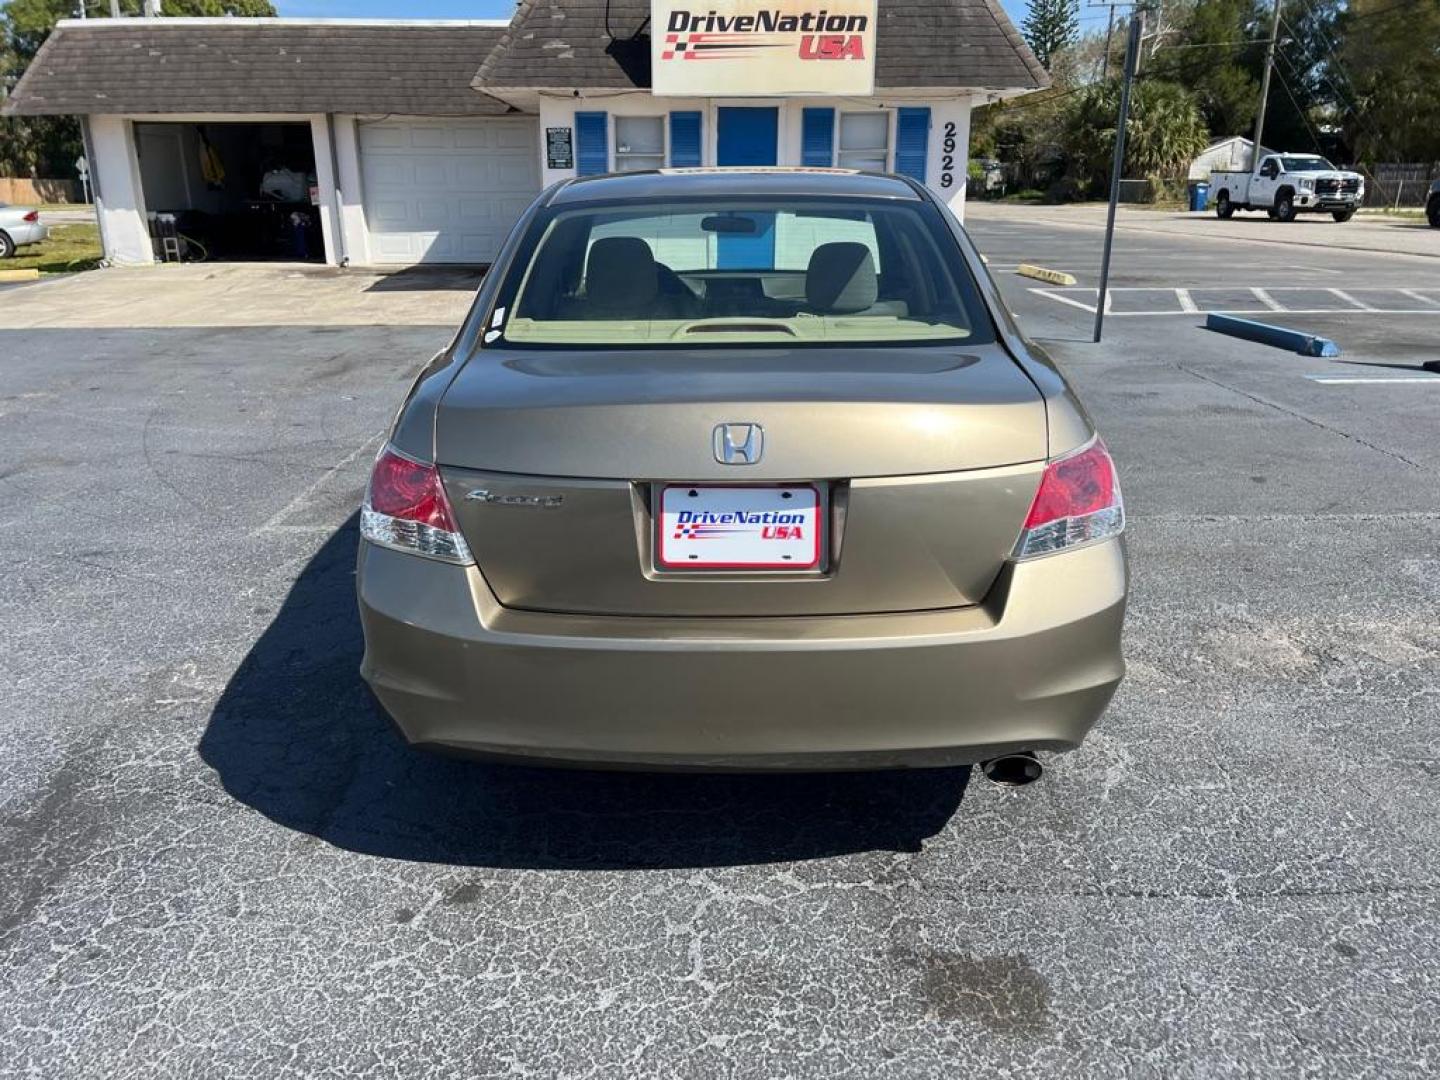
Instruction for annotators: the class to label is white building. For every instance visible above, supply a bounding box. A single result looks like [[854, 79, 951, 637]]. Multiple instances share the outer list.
[[3, 2, 1046, 268]]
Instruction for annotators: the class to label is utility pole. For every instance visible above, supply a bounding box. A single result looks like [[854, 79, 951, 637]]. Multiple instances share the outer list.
[[1101, 5, 1116, 80], [1093, 7, 1145, 344], [1251, 0, 1283, 170]]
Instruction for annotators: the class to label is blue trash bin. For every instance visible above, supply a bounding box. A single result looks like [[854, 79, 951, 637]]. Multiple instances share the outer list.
[[1190, 181, 1210, 212]]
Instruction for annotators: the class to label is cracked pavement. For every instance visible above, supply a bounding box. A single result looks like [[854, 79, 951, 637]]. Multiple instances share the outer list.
[[2, 217, 1439, 1077]]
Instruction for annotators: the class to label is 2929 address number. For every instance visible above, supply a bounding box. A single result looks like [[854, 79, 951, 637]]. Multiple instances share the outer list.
[[940, 121, 957, 190]]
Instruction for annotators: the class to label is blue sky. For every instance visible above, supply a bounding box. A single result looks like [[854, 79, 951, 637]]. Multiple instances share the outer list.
[[274, 1, 1041, 29]]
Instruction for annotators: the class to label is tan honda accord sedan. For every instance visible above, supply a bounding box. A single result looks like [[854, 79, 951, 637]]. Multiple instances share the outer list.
[[357, 169, 1126, 783]]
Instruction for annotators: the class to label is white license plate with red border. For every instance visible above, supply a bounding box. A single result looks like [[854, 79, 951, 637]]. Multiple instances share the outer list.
[[656, 485, 822, 570]]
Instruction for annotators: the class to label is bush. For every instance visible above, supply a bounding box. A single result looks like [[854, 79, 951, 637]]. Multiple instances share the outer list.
[[1147, 176, 1190, 205], [1062, 80, 1211, 191], [1045, 175, 1094, 203]]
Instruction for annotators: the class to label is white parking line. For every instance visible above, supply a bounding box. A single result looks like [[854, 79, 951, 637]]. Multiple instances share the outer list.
[[1306, 374, 1440, 385], [1033, 289, 1101, 313], [1329, 288, 1378, 312], [1252, 288, 1284, 311], [254, 430, 385, 535], [1030, 286, 1440, 317]]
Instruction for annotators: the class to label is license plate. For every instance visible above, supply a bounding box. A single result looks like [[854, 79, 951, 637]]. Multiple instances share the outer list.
[[657, 485, 821, 570]]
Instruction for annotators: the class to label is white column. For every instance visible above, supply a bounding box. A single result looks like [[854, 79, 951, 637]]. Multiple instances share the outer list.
[[330, 115, 370, 266], [923, 99, 972, 219], [89, 115, 154, 265], [308, 115, 340, 266]]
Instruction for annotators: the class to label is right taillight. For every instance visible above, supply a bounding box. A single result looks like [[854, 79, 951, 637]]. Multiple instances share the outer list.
[[1013, 437, 1124, 560], [360, 444, 472, 564], [22, 210, 40, 223]]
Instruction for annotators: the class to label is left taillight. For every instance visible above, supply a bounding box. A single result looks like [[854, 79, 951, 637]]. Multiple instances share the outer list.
[[360, 444, 472, 565], [1013, 437, 1124, 560], [22, 210, 40, 223]]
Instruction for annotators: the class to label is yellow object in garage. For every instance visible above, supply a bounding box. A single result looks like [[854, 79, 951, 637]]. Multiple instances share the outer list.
[[198, 128, 226, 188]]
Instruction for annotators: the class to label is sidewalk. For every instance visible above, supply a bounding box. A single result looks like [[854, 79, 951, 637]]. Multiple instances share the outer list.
[[0, 262, 477, 329], [966, 200, 1438, 259]]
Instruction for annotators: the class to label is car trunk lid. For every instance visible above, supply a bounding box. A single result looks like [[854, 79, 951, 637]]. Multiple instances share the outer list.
[[435, 345, 1046, 617]]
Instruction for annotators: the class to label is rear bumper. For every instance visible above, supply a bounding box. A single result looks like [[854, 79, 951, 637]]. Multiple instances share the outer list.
[[5, 222, 48, 247], [357, 539, 1127, 771]]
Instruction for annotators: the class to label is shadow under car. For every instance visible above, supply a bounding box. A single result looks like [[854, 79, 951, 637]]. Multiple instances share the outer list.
[[200, 515, 971, 870]]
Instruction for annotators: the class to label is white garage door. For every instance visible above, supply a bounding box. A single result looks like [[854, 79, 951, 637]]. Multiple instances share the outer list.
[[358, 117, 540, 265]]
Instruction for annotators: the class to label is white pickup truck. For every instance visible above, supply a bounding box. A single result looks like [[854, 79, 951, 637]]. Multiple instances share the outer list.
[[1210, 154, 1365, 222]]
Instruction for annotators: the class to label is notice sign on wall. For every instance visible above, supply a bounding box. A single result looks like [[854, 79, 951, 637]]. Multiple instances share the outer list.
[[546, 127, 574, 170], [652, 0, 876, 96]]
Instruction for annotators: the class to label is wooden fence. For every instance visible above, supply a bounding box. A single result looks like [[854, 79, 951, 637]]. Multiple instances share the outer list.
[[0, 177, 80, 204], [1361, 163, 1440, 208]]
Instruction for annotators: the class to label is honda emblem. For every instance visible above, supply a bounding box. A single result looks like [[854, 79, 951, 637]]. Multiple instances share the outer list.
[[713, 423, 763, 465]]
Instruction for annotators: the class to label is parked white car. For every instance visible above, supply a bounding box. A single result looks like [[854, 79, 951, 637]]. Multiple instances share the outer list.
[[1210, 154, 1365, 223], [0, 203, 50, 257]]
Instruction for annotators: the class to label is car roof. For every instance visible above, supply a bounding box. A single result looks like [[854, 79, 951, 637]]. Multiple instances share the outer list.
[[546, 168, 925, 206]]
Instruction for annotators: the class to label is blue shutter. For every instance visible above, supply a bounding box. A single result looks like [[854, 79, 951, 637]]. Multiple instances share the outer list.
[[669, 111, 702, 167], [574, 111, 608, 176], [801, 108, 835, 167], [894, 107, 930, 182]]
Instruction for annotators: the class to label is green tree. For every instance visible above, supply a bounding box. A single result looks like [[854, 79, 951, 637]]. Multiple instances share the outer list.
[[971, 42, 1095, 194], [1021, 0, 1079, 71], [2, 0, 276, 179], [1259, 0, 1347, 158], [1064, 78, 1211, 186], [1339, 0, 1440, 162], [1146, 0, 1265, 138]]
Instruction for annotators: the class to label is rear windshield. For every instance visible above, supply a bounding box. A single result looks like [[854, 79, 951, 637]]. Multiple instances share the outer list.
[[491, 197, 994, 347]]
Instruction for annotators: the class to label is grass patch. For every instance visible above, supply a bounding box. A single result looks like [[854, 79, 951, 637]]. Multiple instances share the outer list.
[[6, 223, 103, 274]]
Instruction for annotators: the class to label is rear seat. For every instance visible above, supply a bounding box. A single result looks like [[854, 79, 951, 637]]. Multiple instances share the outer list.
[[804, 242, 909, 317]]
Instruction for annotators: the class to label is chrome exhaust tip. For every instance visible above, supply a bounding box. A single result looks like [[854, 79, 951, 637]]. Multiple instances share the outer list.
[[980, 752, 1043, 787]]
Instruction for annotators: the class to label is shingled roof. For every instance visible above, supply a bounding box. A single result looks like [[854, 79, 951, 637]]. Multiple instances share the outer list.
[[2, 19, 513, 117], [474, 0, 1047, 93]]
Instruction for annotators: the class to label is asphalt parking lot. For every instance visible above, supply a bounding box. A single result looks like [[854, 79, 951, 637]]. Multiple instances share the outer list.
[[3, 208, 1439, 1077]]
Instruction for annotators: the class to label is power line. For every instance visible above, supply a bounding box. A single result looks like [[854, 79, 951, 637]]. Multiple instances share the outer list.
[[1287, 3, 1364, 108], [1154, 37, 1279, 51], [1282, 5, 1411, 164], [1279, 14, 1357, 113], [1270, 49, 1330, 155], [983, 83, 1091, 115]]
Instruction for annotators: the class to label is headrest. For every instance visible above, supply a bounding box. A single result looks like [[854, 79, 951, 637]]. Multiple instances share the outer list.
[[586, 236, 658, 311], [805, 241, 879, 313]]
